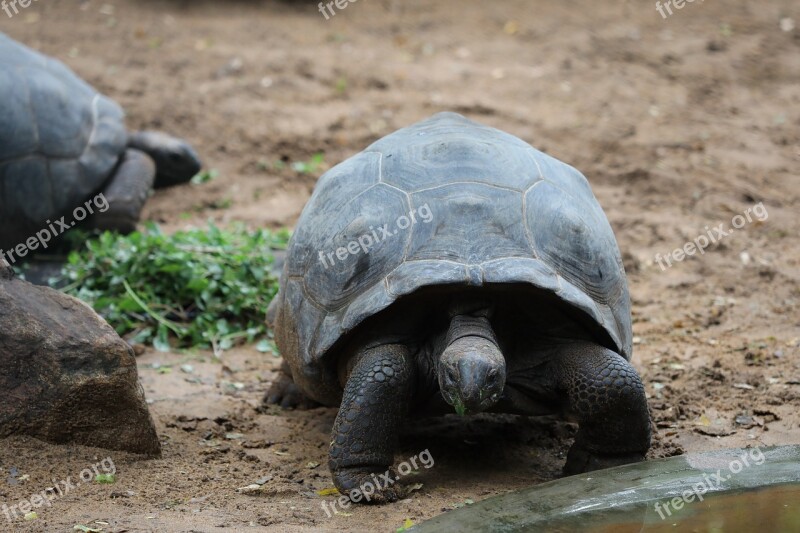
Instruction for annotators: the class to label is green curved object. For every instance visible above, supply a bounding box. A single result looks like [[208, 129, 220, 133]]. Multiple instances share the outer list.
[[412, 446, 800, 532]]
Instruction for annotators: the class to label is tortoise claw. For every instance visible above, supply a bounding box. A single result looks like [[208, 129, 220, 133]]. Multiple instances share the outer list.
[[332, 467, 405, 504], [264, 371, 317, 409]]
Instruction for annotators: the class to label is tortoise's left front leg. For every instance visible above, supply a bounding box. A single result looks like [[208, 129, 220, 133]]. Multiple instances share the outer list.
[[548, 341, 651, 475], [329, 343, 414, 504]]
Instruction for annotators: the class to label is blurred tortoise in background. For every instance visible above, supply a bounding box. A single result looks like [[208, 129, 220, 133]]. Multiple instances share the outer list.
[[0, 32, 202, 252], [267, 112, 651, 502]]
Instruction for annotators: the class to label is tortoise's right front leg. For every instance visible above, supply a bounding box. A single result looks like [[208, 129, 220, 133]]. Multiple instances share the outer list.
[[329, 343, 414, 504]]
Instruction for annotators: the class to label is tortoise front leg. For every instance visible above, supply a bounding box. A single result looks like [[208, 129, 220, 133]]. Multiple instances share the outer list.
[[88, 149, 155, 234], [549, 341, 651, 475], [329, 343, 414, 504]]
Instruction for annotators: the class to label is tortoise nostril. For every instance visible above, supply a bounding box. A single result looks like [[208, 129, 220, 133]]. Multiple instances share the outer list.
[[446, 368, 458, 385], [441, 368, 456, 388]]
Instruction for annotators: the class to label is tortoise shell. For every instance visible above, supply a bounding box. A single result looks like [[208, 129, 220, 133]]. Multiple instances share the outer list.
[[272, 112, 631, 405], [0, 33, 126, 245]]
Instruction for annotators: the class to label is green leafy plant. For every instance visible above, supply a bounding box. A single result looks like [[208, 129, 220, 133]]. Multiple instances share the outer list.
[[190, 168, 219, 185], [291, 153, 325, 174], [58, 223, 290, 354]]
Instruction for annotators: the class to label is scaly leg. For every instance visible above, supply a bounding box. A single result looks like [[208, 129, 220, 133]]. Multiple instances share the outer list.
[[329, 343, 414, 503], [549, 341, 651, 474]]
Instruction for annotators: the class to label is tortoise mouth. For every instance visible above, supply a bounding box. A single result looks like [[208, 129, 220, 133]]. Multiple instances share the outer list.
[[441, 389, 502, 416]]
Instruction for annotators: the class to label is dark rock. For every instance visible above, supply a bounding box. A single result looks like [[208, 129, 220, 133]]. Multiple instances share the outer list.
[[0, 257, 160, 455]]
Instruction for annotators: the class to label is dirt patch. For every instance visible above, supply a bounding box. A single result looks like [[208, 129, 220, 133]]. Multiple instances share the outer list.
[[1, 0, 798, 531]]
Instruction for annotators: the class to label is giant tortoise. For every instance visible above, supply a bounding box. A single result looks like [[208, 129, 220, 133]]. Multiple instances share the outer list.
[[268, 112, 651, 502], [0, 32, 201, 252]]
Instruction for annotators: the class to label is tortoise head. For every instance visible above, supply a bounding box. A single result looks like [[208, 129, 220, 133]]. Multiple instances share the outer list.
[[128, 131, 202, 189], [438, 335, 506, 416]]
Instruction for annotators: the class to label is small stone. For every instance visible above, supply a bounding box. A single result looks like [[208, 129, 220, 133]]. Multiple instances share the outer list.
[[237, 484, 263, 493]]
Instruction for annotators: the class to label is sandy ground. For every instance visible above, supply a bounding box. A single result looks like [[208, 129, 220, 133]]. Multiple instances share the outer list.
[[1, 0, 799, 531]]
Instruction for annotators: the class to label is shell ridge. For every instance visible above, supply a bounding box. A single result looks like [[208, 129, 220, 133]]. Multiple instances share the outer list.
[[412, 180, 520, 194], [19, 65, 40, 147], [80, 94, 101, 160]]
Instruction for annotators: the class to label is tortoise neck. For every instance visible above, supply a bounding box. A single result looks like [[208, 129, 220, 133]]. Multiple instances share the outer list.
[[444, 297, 497, 346]]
